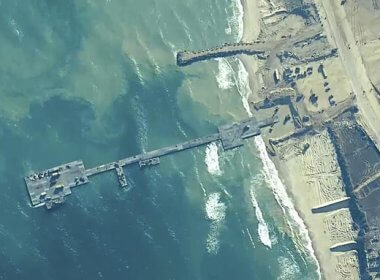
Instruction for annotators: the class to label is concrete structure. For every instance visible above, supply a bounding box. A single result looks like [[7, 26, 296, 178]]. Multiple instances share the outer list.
[[176, 25, 325, 67], [176, 42, 269, 66], [115, 162, 128, 188], [24, 116, 277, 209], [311, 197, 351, 213], [330, 241, 358, 253]]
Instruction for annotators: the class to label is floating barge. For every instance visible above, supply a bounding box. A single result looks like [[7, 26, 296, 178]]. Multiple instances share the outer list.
[[24, 116, 277, 209]]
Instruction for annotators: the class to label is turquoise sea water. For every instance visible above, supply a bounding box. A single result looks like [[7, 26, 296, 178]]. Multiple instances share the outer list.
[[0, 1, 319, 279]]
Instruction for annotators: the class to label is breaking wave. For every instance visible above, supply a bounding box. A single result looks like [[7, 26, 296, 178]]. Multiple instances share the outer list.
[[216, 58, 235, 90], [231, 37, 321, 276], [235, 59, 252, 116], [205, 142, 222, 176], [218, 0, 245, 92], [254, 135, 321, 278], [229, 2, 321, 277], [225, 0, 244, 41], [215, 58, 252, 119], [249, 188, 272, 248], [205, 193, 226, 254], [277, 256, 301, 280]]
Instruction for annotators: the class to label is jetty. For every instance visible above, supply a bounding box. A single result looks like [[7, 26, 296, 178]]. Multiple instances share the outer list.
[[176, 42, 271, 66], [176, 25, 325, 67], [24, 116, 277, 209]]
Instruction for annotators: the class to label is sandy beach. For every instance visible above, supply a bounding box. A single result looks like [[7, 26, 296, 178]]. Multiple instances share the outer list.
[[271, 132, 359, 280], [240, 0, 260, 41], [239, 0, 360, 279], [239, 0, 263, 103]]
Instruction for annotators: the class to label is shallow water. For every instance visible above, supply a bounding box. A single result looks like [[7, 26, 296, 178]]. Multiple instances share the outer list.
[[0, 0, 319, 279]]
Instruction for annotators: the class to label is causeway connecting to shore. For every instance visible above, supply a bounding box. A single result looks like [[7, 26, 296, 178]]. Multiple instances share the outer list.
[[176, 25, 326, 67], [25, 116, 276, 209], [176, 41, 270, 66]]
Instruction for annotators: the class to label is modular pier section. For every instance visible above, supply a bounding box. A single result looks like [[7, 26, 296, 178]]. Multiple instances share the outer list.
[[25, 116, 276, 209]]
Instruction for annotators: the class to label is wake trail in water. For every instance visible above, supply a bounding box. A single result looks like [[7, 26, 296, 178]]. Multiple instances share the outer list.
[[246, 228, 255, 248]]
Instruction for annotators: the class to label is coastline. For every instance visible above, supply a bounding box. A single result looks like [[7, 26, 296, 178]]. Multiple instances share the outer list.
[[239, 0, 262, 103], [239, 0, 325, 278], [238, 1, 362, 276], [240, 0, 260, 41]]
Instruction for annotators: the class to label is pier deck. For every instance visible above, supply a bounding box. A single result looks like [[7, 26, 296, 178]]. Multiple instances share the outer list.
[[24, 116, 276, 209], [25, 160, 89, 209]]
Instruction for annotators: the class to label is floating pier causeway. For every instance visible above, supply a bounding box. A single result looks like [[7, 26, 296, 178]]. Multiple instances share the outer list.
[[25, 116, 276, 209]]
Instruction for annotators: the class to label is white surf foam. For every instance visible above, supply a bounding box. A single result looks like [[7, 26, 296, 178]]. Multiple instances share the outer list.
[[226, 0, 244, 41], [235, 59, 253, 116], [249, 189, 272, 248], [225, 20, 232, 36], [254, 136, 321, 278], [277, 256, 301, 280], [215, 58, 235, 90], [235, 0, 244, 41], [206, 193, 226, 221], [205, 193, 226, 254], [232, 2, 321, 277], [205, 142, 222, 176], [216, 57, 252, 116]]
